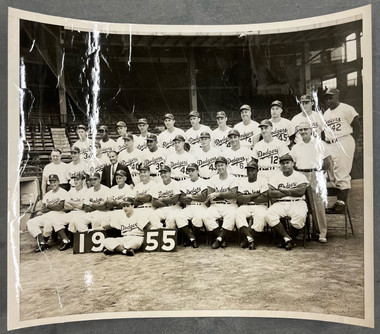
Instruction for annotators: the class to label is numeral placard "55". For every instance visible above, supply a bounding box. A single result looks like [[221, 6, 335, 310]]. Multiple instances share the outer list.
[[144, 229, 177, 252]]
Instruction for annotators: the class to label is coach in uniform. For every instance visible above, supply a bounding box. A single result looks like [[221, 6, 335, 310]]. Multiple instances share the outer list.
[[185, 110, 213, 151], [41, 149, 69, 196], [234, 104, 260, 149], [269, 100, 293, 146], [194, 132, 220, 180], [142, 133, 168, 182], [213, 111, 232, 151], [158, 113, 187, 153], [236, 160, 268, 250], [265, 154, 309, 250], [323, 88, 360, 213]]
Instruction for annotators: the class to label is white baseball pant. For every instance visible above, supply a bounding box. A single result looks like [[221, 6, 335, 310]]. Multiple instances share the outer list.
[[27, 211, 66, 238], [103, 235, 144, 251], [175, 203, 207, 228], [203, 203, 237, 231], [265, 201, 308, 229], [154, 206, 182, 229], [235, 204, 268, 232]]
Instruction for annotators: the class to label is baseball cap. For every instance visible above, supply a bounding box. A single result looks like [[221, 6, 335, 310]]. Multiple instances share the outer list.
[[99, 125, 108, 131], [199, 132, 211, 139], [159, 165, 172, 173], [48, 174, 60, 182], [258, 119, 273, 128], [70, 146, 80, 153], [216, 111, 226, 118], [120, 197, 135, 206], [186, 163, 199, 171], [173, 135, 185, 142], [116, 121, 127, 127], [300, 94, 311, 101], [279, 154, 294, 163], [123, 133, 134, 141], [270, 100, 283, 108], [164, 113, 175, 120], [188, 111, 200, 118], [239, 104, 251, 112], [115, 170, 127, 177], [77, 124, 87, 131], [137, 163, 150, 172], [146, 134, 157, 141], [138, 118, 148, 124], [89, 172, 101, 179], [228, 129, 240, 137], [215, 156, 228, 165], [298, 121, 311, 130], [325, 88, 339, 95], [245, 160, 258, 169], [71, 171, 85, 179]]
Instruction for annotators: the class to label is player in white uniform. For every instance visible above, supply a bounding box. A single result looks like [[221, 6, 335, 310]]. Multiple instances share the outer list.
[[323, 88, 360, 213], [134, 118, 151, 152], [269, 100, 293, 146], [26, 174, 68, 252], [291, 121, 331, 243], [234, 104, 260, 149], [103, 198, 152, 256], [98, 125, 117, 157], [152, 165, 182, 229], [203, 156, 238, 249], [185, 110, 213, 152], [290, 94, 325, 145], [165, 135, 196, 181], [67, 146, 89, 187], [72, 124, 92, 161], [157, 113, 187, 153], [236, 161, 269, 250], [175, 163, 208, 248], [118, 133, 144, 185], [41, 149, 69, 196], [142, 134, 168, 182], [213, 111, 232, 152], [106, 170, 135, 210], [224, 129, 252, 178], [193, 132, 220, 180], [265, 154, 309, 250], [252, 120, 290, 181], [115, 121, 137, 153], [87, 140, 110, 177]]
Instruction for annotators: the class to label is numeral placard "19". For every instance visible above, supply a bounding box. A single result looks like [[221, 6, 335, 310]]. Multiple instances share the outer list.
[[73, 231, 107, 254], [144, 229, 177, 252]]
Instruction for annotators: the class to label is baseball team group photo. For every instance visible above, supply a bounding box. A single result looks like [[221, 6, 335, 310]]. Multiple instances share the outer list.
[[9, 9, 371, 328]]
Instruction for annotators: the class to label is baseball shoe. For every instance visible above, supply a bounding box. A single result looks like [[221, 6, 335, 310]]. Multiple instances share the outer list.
[[191, 240, 199, 248], [278, 241, 286, 249], [240, 239, 249, 248], [221, 240, 227, 248], [318, 237, 327, 243], [211, 239, 221, 249], [34, 243, 49, 253], [126, 249, 135, 256], [248, 240, 256, 250], [103, 249, 113, 255], [285, 240, 294, 251], [59, 242, 71, 251], [183, 240, 192, 247]]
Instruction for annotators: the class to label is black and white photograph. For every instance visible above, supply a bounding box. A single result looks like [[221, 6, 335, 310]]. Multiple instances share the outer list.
[[7, 4, 373, 330]]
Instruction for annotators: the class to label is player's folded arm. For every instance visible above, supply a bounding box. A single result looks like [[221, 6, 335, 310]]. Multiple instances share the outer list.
[[46, 200, 65, 211], [217, 186, 237, 200], [268, 185, 285, 199], [83, 204, 95, 212], [135, 194, 152, 204], [190, 189, 208, 202], [282, 183, 308, 197], [152, 197, 167, 208], [253, 190, 268, 204], [236, 192, 253, 205], [179, 192, 192, 204]]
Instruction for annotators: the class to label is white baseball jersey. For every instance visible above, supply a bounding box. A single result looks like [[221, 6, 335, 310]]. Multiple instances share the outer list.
[[108, 184, 135, 204], [116, 134, 138, 153], [213, 126, 232, 151], [84, 185, 110, 206], [238, 176, 268, 198], [291, 111, 325, 144], [152, 180, 181, 204], [268, 171, 309, 200], [42, 162, 69, 185], [290, 137, 329, 170], [208, 174, 238, 205], [142, 147, 168, 176], [118, 149, 144, 177], [193, 146, 221, 179], [181, 177, 208, 203], [157, 127, 187, 153], [67, 161, 89, 186], [43, 187, 68, 205], [134, 134, 151, 152], [224, 146, 252, 176], [134, 180, 158, 207], [87, 155, 110, 176], [110, 210, 149, 237], [99, 138, 117, 157], [185, 124, 213, 149], [66, 186, 88, 210], [73, 138, 92, 160], [234, 120, 260, 148], [166, 151, 197, 179], [252, 138, 290, 169], [323, 102, 358, 141], [270, 118, 294, 145]]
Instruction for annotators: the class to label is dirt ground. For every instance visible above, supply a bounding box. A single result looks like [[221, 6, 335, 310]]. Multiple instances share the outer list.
[[18, 179, 365, 321]]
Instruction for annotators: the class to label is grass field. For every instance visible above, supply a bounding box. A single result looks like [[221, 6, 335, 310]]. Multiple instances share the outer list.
[[18, 179, 365, 321]]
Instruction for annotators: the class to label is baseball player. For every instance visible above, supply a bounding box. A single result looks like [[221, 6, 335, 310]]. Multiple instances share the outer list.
[[98, 125, 117, 157], [106, 170, 135, 210], [72, 124, 92, 161], [290, 94, 325, 145], [193, 132, 221, 180], [41, 149, 69, 196], [152, 165, 182, 229], [269, 100, 294, 146], [26, 174, 68, 252], [103, 198, 152, 256], [175, 163, 208, 248], [212, 111, 232, 152], [203, 156, 238, 249], [323, 88, 360, 213], [264, 154, 309, 250], [185, 110, 213, 151], [115, 121, 137, 153], [67, 146, 89, 187], [157, 113, 187, 153], [134, 118, 151, 152], [165, 135, 196, 181], [141, 133, 168, 182], [236, 160, 269, 250], [234, 104, 260, 149], [118, 134, 144, 185], [291, 121, 331, 243], [252, 120, 290, 181], [87, 140, 110, 177], [53, 172, 88, 251], [224, 129, 252, 178]]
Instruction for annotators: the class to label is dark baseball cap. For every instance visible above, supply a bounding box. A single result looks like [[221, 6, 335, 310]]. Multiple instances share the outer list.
[[70, 146, 80, 153], [258, 119, 273, 128], [146, 134, 158, 141], [120, 197, 135, 206], [325, 88, 339, 95], [216, 111, 226, 118], [123, 133, 134, 141], [186, 163, 199, 171], [279, 154, 294, 163], [115, 170, 127, 177], [188, 111, 200, 118], [138, 118, 148, 124], [199, 132, 211, 139], [228, 129, 240, 137], [48, 174, 60, 182], [215, 156, 228, 165], [270, 100, 283, 108], [164, 113, 175, 120], [77, 124, 87, 131], [159, 165, 172, 173], [99, 125, 108, 131], [89, 172, 101, 179], [239, 104, 251, 112], [300, 94, 311, 101], [71, 172, 85, 179], [116, 121, 127, 127], [173, 135, 185, 142], [245, 160, 258, 169], [137, 164, 150, 172]]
